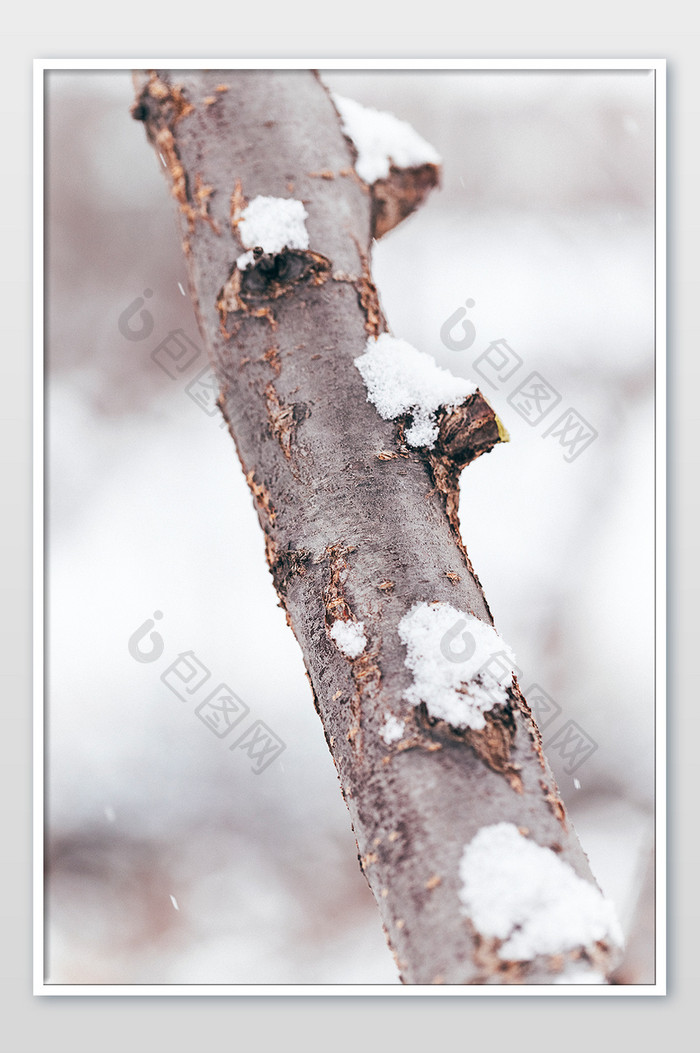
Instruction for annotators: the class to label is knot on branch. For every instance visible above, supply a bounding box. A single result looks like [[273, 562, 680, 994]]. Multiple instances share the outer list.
[[130, 71, 194, 127], [327, 89, 441, 238], [434, 393, 509, 468], [240, 249, 331, 300], [217, 249, 332, 330], [424, 392, 508, 540], [416, 697, 523, 793], [371, 162, 441, 239]]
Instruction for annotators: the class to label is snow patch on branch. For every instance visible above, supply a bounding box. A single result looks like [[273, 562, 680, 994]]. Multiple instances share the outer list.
[[380, 713, 405, 745], [332, 93, 441, 184], [236, 250, 256, 271], [354, 335, 476, 448], [237, 196, 309, 264], [330, 619, 367, 659], [397, 602, 515, 730], [459, 823, 623, 962]]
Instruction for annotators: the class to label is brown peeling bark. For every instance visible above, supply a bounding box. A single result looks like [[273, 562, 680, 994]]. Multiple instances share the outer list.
[[133, 69, 621, 985], [370, 162, 441, 239], [323, 88, 440, 241]]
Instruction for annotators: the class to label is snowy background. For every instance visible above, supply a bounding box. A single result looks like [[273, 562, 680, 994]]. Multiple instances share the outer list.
[[44, 68, 655, 984]]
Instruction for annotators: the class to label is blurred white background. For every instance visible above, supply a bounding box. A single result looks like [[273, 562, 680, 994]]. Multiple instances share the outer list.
[[45, 68, 655, 984]]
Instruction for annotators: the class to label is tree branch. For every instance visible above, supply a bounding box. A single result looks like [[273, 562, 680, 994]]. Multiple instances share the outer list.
[[133, 69, 621, 985]]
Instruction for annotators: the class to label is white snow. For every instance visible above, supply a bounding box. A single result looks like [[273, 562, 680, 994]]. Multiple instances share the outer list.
[[354, 334, 476, 448], [236, 250, 256, 271], [330, 619, 367, 659], [332, 93, 441, 184], [458, 823, 623, 961], [554, 966, 606, 984], [397, 602, 515, 730], [380, 714, 405, 745], [237, 195, 309, 256]]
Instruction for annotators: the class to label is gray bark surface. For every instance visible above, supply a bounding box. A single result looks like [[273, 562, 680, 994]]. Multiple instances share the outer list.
[[133, 69, 620, 984]]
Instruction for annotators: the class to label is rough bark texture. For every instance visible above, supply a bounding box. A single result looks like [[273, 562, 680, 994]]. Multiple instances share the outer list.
[[133, 69, 620, 985]]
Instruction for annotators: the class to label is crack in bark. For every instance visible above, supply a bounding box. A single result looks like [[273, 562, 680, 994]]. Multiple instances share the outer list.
[[263, 382, 310, 462], [332, 261, 384, 338], [321, 544, 382, 755]]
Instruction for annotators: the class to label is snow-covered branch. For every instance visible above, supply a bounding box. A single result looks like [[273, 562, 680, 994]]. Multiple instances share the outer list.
[[132, 68, 621, 984]]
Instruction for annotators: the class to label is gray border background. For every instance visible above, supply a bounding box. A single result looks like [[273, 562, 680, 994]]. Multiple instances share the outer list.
[[1, 8, 695, 1051]]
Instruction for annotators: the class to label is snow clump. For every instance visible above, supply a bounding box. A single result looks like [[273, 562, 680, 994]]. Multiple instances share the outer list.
[[397, 601, 515, 730], [380, 714, 405, 745], [354, 334, 476, 448], [236, 196, 309, 269], [458, 823, 624, 961], [330, 619, 367, 659], [332, 93, 441, 184]]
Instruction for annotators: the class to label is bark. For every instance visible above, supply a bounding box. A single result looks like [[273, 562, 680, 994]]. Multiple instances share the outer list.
[[132, 69, 620, 985]]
